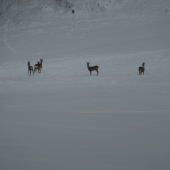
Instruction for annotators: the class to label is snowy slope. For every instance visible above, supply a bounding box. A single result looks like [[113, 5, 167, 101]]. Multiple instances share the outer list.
[[0, 0, 170, 170]]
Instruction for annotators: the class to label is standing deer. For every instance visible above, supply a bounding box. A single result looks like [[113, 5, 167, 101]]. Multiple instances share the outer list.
[[39, 59, 43, 70], [138, 62, 145, 75], [86, 62, 99, 76], [34, 59, 43, 74], [27, 61, 34, 76], [33, 61, 41, 74]]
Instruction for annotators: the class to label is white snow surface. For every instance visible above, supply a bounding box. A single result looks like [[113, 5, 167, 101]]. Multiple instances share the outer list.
[[0, 0, 170, 170]]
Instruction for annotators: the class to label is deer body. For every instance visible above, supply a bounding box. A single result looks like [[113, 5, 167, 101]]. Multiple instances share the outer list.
[[27, 61, 34, 76], [138, 62, 145, 75], [86, 62, 99, 76]]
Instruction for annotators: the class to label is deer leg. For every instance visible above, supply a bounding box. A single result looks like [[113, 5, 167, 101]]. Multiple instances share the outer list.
[[97, 70, 99, 76], [33, 68, 36, 75]]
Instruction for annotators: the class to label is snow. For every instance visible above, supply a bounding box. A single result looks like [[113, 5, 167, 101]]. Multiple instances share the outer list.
[[0, 0, 170, 170]]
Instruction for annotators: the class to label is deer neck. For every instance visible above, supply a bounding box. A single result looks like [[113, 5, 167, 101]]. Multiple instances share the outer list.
[[143, 65, 145, 70], [87, 64, 89, 69]]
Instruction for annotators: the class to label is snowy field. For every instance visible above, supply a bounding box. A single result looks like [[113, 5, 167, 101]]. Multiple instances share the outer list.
[[0, 0, 170, 170]]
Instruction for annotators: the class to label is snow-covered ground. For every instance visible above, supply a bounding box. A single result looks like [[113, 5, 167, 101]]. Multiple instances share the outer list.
[[0, 0, 170, 169]]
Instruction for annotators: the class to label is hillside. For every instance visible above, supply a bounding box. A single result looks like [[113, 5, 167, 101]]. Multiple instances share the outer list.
[[0, 0, 170, 170]]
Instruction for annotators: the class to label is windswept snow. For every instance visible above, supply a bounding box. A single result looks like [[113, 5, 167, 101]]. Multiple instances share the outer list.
[[0, 0, 170, 170]]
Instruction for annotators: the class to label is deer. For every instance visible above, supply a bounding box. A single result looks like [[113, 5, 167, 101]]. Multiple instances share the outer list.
[[27, 61, 34, 76], [86, 62, 99, 76], [33, 61, 41, 74], [138, 62, 145, 75], [34, 59, 43, 74], [39, 59, 43, 70]]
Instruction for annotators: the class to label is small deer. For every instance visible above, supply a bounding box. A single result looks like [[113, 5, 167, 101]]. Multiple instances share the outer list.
[[86, 62, 99, 76], [34, 59, 43, 73], [27, 61, 34, 76], [33, 61, 41, 74], [138, 62, 145, 75], [39, 59, 43, 70]]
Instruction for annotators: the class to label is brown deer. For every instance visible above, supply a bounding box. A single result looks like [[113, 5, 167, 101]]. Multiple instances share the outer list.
[[39, 59, 43, 70], [86, 62, 99, 76], [33, 61, 41, 74], [138, 62, 145, 75], [34, 59, 43, 74], [27, 61, 34, 76]]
